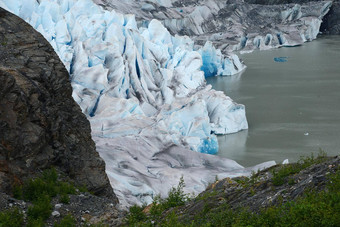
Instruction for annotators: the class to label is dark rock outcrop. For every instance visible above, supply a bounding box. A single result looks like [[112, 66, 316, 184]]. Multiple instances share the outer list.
[[321, 1, 340, 34], [244, 0, 340, 34], [0, 8, 117, 203]]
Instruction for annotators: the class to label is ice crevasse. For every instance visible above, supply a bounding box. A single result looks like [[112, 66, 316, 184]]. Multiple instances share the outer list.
[[1, 0, 247, 153], [0, 0, 262, 206]]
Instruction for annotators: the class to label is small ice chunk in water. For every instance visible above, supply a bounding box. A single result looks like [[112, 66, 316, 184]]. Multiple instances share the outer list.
[[274, 57, 288, 62], [282, 159, 289, 164]]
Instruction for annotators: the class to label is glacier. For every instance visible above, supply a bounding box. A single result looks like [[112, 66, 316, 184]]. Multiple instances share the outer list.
[[0, 0, 257, 206], [96, 0, 333, 54], [1, 0, 247, 153]]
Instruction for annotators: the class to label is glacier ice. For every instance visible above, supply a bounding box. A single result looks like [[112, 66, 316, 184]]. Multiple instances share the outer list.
[[1, 0, 248, 151], [1, 0, 256, 206], [199, 42, 246, 77], [96, 0, 332, 54]]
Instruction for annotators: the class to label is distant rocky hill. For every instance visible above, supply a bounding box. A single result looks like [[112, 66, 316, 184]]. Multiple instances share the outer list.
[[0, 7, 117, 203]]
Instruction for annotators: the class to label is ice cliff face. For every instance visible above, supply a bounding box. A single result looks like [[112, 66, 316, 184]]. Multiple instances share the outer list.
[[96, 0, 332, 54], [0, 0, 255, 206]]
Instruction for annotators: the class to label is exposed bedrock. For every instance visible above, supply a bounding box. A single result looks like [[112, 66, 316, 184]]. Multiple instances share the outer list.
[[321, 1, 340, 34], [245, 0, 340, 35], [96, 0, 333, 53], [0, 8, 118, 203]]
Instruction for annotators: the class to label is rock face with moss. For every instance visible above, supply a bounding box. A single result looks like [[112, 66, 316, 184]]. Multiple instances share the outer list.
[[0, 8, 117, 203]]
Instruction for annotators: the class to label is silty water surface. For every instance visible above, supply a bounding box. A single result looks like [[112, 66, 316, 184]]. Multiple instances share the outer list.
[[207, 36, 340, 167]]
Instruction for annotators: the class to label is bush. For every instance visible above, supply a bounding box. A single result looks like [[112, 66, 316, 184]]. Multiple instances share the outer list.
[[13, 168, 78, 204], [59, 182, 76, 195], [127, 205, 147, 224], [164, 176, 188, 209], [60, 193, 70, 204], [12, 184, 23, 200], [27, 217, 44, 227], [126, 176, 190, 225], [27, 195, 52, 221], [0, 208, 24, 227], [23, 177, 58, 201], [54, 214, 76, 227]]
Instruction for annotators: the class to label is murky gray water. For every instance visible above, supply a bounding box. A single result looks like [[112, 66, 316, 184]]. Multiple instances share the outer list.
[[207, 36, 340, 167]]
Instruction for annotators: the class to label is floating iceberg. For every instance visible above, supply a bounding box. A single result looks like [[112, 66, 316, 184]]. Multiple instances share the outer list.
[[1, 0, 254, 206], [274, 57, 288, 63]]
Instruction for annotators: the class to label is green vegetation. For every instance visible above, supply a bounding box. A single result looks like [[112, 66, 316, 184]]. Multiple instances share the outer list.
[[127, 176, 191, 226], [0, 208, 24, 227], [10, 169, 78, 226], [196, 190, 219, 201], [15, 168, 77, 202], [0, 38, 7, 46], [60, 193, 70, 204], [54, 214, 76, 227], [27, 195, 52, 223], [127, 205, 147, 224], [0, 168, 89, 226], [125, 153, 339, 227], [272, 150, 328, 186]]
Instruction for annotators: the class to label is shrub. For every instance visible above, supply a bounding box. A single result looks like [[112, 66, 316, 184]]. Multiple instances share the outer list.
[[27, 217, 44, 227], [42, 168, 58, 184], [54, 214, 76, 227], [0, 208, 24, 227], [126, 176, 191, 225], [12, 184, 23, 200], [127, 205, 147, 224], [23, 177, 57, 201], [164, 176, 188, 209], [60, 193, 70, 204], [59, 182, 76, 195], [27, 195, 52, 221], [22, 168, 59, 201]]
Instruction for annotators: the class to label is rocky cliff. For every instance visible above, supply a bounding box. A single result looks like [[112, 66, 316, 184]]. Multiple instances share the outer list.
[[0, 8, 117, 203]]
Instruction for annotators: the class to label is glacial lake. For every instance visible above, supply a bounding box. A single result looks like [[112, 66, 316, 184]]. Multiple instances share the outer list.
[[207, 36, 340, 167]]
